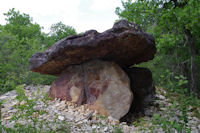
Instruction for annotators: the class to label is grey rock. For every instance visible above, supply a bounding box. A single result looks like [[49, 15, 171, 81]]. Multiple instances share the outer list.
[[144, 109, 153, 117]]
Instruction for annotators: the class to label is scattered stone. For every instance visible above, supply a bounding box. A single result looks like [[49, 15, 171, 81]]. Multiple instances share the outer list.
[[58, 116, 65, 121], [20, 100, 26, 105], [144, 109, 153, 117], [1, 85, 199, 133], [92, 125, 97, 129], [156, 94, 166, 100], [4, 116, 12, 120], [191, 127, 199, 133], [198, 124, 200, 129], [108, 116, 120, 125], [103, 127, 108, 132]]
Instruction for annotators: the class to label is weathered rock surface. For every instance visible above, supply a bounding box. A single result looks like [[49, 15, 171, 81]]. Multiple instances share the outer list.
[[125, 67, 155, 113], [49, 60, 133, 120], [29, 20, 156, 75]]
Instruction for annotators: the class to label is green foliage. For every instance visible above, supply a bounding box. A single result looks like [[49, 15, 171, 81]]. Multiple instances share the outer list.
[[132, 87, 200, 132], [0, 9, 50, 93], [0, 9, 77, 94], [116, 1, 200, 131], [0, 99, 2, 130], [133, 117, 146, 127], [4, 8, 42, 40], [116, 0, 200, 94], [113, 127, 123, 133], [151, 101, 190, 133], [49, 21, 76, 42], [150, 88, 200, 132], [151, 77, 200, 132], [43, 21, 77, 48]]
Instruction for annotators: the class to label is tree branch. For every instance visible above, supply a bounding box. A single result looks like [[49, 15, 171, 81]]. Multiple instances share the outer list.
[[171, 0, 187, 8]]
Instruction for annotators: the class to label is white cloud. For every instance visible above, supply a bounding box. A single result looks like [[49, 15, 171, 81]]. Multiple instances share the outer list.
[[0, 0, 122, 33]]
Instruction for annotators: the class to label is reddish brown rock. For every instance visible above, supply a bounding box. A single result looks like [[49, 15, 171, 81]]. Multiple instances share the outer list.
[[29, 20, 156, 76], [49, 60, 133, 120]]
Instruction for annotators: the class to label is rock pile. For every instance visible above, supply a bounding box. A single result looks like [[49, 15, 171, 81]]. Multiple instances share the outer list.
[[29, 20, 156, 120]]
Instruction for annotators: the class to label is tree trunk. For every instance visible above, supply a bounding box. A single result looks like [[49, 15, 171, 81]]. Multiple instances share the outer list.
[[184, 28, 198, 96], [180, 60, 190, 93]]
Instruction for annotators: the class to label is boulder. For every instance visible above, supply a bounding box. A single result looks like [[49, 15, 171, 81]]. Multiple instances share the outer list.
[[49, 60, 133, 120], [124, 67, 155, 113], [29, 20, 156, 76]]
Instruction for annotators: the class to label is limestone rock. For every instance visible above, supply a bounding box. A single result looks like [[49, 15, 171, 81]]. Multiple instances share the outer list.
[[49, 60, 133, 120], [29, 20, 156, 75]]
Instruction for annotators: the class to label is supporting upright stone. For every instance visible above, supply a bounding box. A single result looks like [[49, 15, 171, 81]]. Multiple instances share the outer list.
[[126, 67, 155, 111], [49, 60, 133, 120]]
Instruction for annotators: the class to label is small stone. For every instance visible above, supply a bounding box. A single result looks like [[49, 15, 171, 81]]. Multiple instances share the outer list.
[[11, 101, 19, 106], [53, 109, 59, 113], [74, 111, 79, 115], [32, 112, 38, 118], [160, 107, 166, 111], [66, 115, 74, 121], [157, 94, 165, 100], [191, 128, 198, 133], [60, 100, 66, 105], [7, 109, 18, 113], [4, 116, 12, 120], [0, 95, 7, 100], [197, 125, 200, 129], [188, 105, 193, 111], [188, 116, 193, 120], [54, 102, 60, 107], [7, 121, 15, 128], [83, 119, 88, 123], [20, 100, 26, 105], [144, 109, 153, 117], [103, 127, 108, 132], [120, 122, 127, 125], [92, 125, 97, 129], [108, 116, 120, 125], [58, 116, 65, 121]]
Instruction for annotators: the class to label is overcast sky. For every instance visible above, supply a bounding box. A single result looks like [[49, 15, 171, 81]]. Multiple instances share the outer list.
[[0, 0, 123, 33]]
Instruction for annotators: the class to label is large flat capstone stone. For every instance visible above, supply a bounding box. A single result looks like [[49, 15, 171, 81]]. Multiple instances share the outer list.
[[29, 20, 156, 75], [49, 60, 133, 120]]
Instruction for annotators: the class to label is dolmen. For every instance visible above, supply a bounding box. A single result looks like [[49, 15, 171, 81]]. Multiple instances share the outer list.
[[29, 20, 156, 120]]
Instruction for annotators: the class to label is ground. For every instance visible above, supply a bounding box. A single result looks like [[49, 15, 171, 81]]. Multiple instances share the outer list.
[[0, 85, 200, 133]]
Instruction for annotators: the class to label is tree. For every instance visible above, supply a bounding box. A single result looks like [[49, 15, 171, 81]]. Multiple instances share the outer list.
[[0, 9, 78, 93], [49, 21, 76, 42], [116, 0, 200, 96], [3, 8, 42, 40], [0, 9, 51, 93]]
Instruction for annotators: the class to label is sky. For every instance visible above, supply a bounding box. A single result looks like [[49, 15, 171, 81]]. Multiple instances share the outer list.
[[0, 0, 123, 33]]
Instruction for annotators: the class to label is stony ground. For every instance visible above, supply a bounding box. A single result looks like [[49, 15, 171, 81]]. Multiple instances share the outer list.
[[1, 85, 200, 133]]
